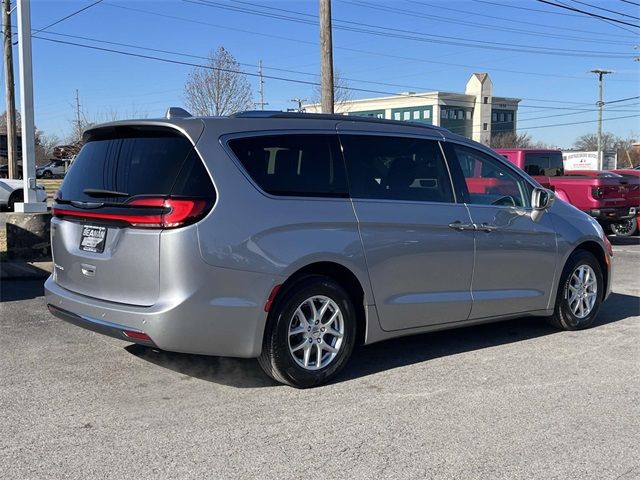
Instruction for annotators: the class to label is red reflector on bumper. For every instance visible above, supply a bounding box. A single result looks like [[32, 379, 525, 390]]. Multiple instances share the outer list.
[[122, 330, 152, 341]]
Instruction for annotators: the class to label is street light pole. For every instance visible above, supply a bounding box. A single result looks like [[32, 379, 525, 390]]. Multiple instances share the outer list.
[[15, 0, 45, 212], [591, 69, 612, 171]]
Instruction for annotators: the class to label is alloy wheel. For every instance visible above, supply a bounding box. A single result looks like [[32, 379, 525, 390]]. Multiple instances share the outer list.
[[567, 265, 598, 319], [288, 295, 344, 370]]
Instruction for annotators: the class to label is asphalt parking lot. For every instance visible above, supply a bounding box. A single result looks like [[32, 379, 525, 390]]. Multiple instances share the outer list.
[[1, 237, 639, 480]]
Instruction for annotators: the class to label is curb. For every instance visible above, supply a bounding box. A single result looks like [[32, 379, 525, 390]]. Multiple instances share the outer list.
[[0, 261, 53, 280]]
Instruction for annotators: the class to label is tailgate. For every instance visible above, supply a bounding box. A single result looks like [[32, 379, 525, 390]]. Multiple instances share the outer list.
[[52, 217, 160, 306]]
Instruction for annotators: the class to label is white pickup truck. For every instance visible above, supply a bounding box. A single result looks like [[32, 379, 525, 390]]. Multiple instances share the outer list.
[[0, 179, 48, 211]]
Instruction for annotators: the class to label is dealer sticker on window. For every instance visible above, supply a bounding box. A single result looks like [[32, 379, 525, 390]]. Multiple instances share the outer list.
[[80, 225, 107, 253]]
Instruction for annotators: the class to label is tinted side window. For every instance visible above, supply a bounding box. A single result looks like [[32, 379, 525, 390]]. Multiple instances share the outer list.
[[449, 144, 530, 207], [525, 153, 564, 177], [228, 135, 347, 197], [340, 135, 454, 203]]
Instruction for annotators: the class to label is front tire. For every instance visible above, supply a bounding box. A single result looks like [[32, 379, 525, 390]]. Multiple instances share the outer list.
[[548, 250, 603, 331], [258, 275, 356, 388]]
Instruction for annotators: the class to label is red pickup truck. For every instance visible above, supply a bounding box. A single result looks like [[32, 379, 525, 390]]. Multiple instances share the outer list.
[[495, 149, 637, 229], [566, 169, 640, 236]]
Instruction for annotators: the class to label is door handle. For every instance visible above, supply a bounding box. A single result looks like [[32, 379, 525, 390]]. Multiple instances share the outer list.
[[476, 223, 498, 233], [448, 221, 475, 231]]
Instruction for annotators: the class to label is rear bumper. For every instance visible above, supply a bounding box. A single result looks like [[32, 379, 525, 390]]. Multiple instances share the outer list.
[[45, 267, 282, 358], [589, 206, 636, 224], [47, 304, 157, 348]]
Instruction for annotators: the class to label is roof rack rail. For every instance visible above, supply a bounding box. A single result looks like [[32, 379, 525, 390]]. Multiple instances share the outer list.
[[230, 110, 450, 132]]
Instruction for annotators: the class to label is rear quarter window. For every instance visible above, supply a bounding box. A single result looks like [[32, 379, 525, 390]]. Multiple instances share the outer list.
[[228, 134, 348, 197]]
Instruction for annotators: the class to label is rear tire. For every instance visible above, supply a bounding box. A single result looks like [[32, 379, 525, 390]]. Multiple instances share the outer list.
[[547, 250, 603, 331], [610, 217, 638, 237], [258, 275, 356, 388]]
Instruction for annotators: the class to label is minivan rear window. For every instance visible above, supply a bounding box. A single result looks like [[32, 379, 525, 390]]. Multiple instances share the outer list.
[[228, 134, 348, 197], [58, 127, 213, 203]]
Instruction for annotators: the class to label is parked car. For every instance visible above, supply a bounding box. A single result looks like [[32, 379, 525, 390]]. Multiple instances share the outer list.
[[45, 110, 613, 388], [36, 159, 67, 179], [0, 178, 47, 211], [496, 149, 636, 229], [0, 163, 23, 179]]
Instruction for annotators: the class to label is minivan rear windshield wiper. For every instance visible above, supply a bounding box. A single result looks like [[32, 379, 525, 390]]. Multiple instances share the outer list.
[[83, 188, 130, 198]]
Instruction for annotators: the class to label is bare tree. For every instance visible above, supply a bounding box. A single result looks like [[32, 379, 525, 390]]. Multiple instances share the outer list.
[[573, 132, 619, 151], [184, 47, 254, 116], [490, 132, 546, 149], [312, 69, 353, 113]]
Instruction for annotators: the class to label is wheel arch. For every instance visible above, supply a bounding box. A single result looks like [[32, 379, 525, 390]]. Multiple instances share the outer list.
[[269, 261, 368, 345], [571, 240, 609, 294]]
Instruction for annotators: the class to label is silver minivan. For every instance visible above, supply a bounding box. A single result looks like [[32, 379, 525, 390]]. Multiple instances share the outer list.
[[45, 109, 612, 388]]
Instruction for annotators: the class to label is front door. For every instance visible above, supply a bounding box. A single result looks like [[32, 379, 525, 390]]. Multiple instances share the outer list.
[[339, 131, 475, 331], [444, 142, 558, 319]]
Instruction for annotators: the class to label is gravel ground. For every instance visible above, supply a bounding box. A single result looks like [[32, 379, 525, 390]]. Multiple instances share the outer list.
[[0, 237, 638, 480]]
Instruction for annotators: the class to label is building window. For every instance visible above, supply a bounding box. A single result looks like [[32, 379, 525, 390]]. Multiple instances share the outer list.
[[376, 113, 384, 119], [507, 113, 513, 122], [413, 110, 420, 120], [499, 113, 505, 122], [450, 110, 457, 120], [458, 110, 464, 119], [394, 112, 401, 121], [466, 111, 471, 120], [441, 110, 448, 119], [424, 110, 431, 119], [483, 123, 488, 131], [492, 113, 497, 122], [483, 97, 488, 104], [403, 111, 411, 120]]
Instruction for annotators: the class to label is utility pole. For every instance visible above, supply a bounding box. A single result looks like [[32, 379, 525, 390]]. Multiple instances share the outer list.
[[255, 60, 268, 110], [75, 89, 82, 139], [2, 0, 18, 180], [319, 0, 334, 114], [290, 98, 307, 112], [15, 0, 45, 212], [591, 69, 612, 171]]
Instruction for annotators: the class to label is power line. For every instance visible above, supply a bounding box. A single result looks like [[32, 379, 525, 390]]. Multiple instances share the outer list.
[[183, 0, 635, 58], [605, 95, 640, 104], [32, 0, 103, 35], [536, 0, 640, 29], [474, 0, 640, 34], [97, 2, 637, 83], [567, 0, 640, 21], [406, 0, 636, 39], [34, 31, 636, 112], [341, 0, 635, 46], [619, 0, 640, 7]]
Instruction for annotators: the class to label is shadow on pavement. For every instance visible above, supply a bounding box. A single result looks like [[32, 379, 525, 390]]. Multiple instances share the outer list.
[[0, 279, 45, 302], [608, 235, 640, 246], [125, 345, 278, 389], [124, 292, 638, 389]]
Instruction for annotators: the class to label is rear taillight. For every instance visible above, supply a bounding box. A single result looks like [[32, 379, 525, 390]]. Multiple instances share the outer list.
[[592, 187, 603, 199], [52, 197, 211, 229]]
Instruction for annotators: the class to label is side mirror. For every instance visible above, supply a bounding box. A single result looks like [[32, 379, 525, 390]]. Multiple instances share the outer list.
[[530, 187, 555, 223]]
